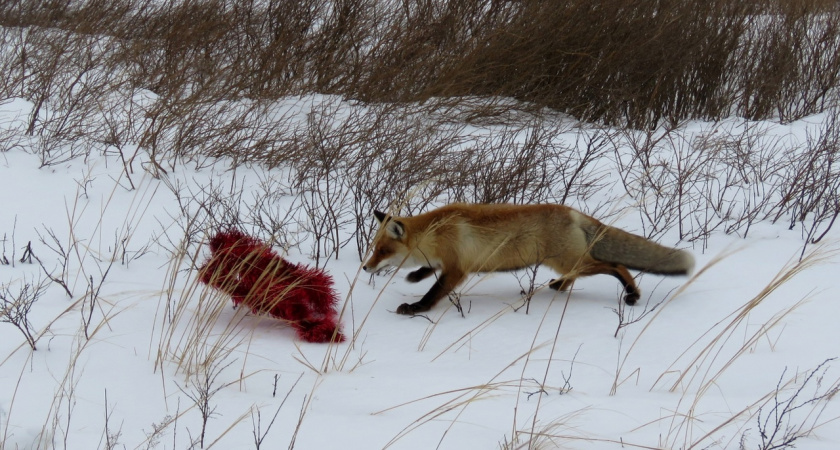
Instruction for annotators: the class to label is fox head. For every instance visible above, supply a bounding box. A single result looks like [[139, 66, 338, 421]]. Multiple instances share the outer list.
[[362, 210, 419, 274]]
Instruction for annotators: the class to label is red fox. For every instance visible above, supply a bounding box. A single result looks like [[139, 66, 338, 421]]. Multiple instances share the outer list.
[[363, 203, 694, 315]]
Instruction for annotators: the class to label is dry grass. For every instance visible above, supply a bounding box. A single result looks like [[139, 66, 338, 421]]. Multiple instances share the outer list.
[[2, 1, 840, 448], [641, 244, 840, 449]]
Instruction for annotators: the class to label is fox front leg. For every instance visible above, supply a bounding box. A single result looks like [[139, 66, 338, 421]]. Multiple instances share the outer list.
[[397, 269, 466, 315], [406, 266, 435, 283]]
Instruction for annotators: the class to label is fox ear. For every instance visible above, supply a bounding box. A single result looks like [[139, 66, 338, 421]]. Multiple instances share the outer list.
[[374, 209, 405, 240], [373, 209, 388, 223], [384, 220, 405, 240]]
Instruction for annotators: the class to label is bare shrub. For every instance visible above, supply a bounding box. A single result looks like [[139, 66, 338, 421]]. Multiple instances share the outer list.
[[168, 171, 300, 254], [738, 2, 840, 123], [0, 275, 49, 350], [611, 117, 833, 250], [299, 176, 353, 267], [139, 98, 306, 169], [712, 122, 788, 240], [246, 173, 303, 251], [176, 354, 236, 449], [13, 26, 121, 166], [289, 100, 363, 266], [614, 123, 714, 241], [251, 373, 303, 450], [456, 120, 567, 205], [331, 103, 466, 259], [611, 280, 669, 338], [754, 358, 840, 450], [101, 390, 123, 450], [512, 263, 544, 314], [35, 226, 75, 297], [0, 27, 26, 99], [81, 250, 115, 341], [770, 108, 840, 257]]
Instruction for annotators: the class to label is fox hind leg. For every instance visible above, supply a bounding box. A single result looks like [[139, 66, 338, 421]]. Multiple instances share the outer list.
[[609, 265, 639, 305], [547, 261, 639, 305], [548, 277, 574, 291]]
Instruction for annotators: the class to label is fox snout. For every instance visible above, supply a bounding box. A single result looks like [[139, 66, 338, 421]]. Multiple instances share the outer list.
[[363, 240, 400, 274], [362, 254, 387, 274]]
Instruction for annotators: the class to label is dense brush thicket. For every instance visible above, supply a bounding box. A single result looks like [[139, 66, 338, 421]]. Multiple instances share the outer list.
[[1, 0, 838, 128]]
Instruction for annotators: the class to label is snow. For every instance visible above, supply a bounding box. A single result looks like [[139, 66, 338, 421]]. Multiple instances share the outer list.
[[1, 93, 839, 450]]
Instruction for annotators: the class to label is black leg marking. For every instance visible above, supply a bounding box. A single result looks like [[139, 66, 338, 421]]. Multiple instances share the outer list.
[[608, 268, 639, 305], [406, 266, 435, 283], [397, 273, 447, 315], [397, 270, 465, 315]]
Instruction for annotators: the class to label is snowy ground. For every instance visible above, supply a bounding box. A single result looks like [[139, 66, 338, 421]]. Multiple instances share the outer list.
[[1, 94, 838, 450]]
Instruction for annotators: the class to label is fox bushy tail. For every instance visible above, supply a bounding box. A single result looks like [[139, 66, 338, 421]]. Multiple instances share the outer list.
[[584, 223, 695, 275]]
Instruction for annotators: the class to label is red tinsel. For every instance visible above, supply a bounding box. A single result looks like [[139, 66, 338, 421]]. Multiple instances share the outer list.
[[198, 230, 344, 343]]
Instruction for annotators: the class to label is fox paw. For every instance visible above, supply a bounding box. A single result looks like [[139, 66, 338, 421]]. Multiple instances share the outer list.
[[623, 292, 640, 305], [549, 278, 572, 291], [396, 302, 429, 315]]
